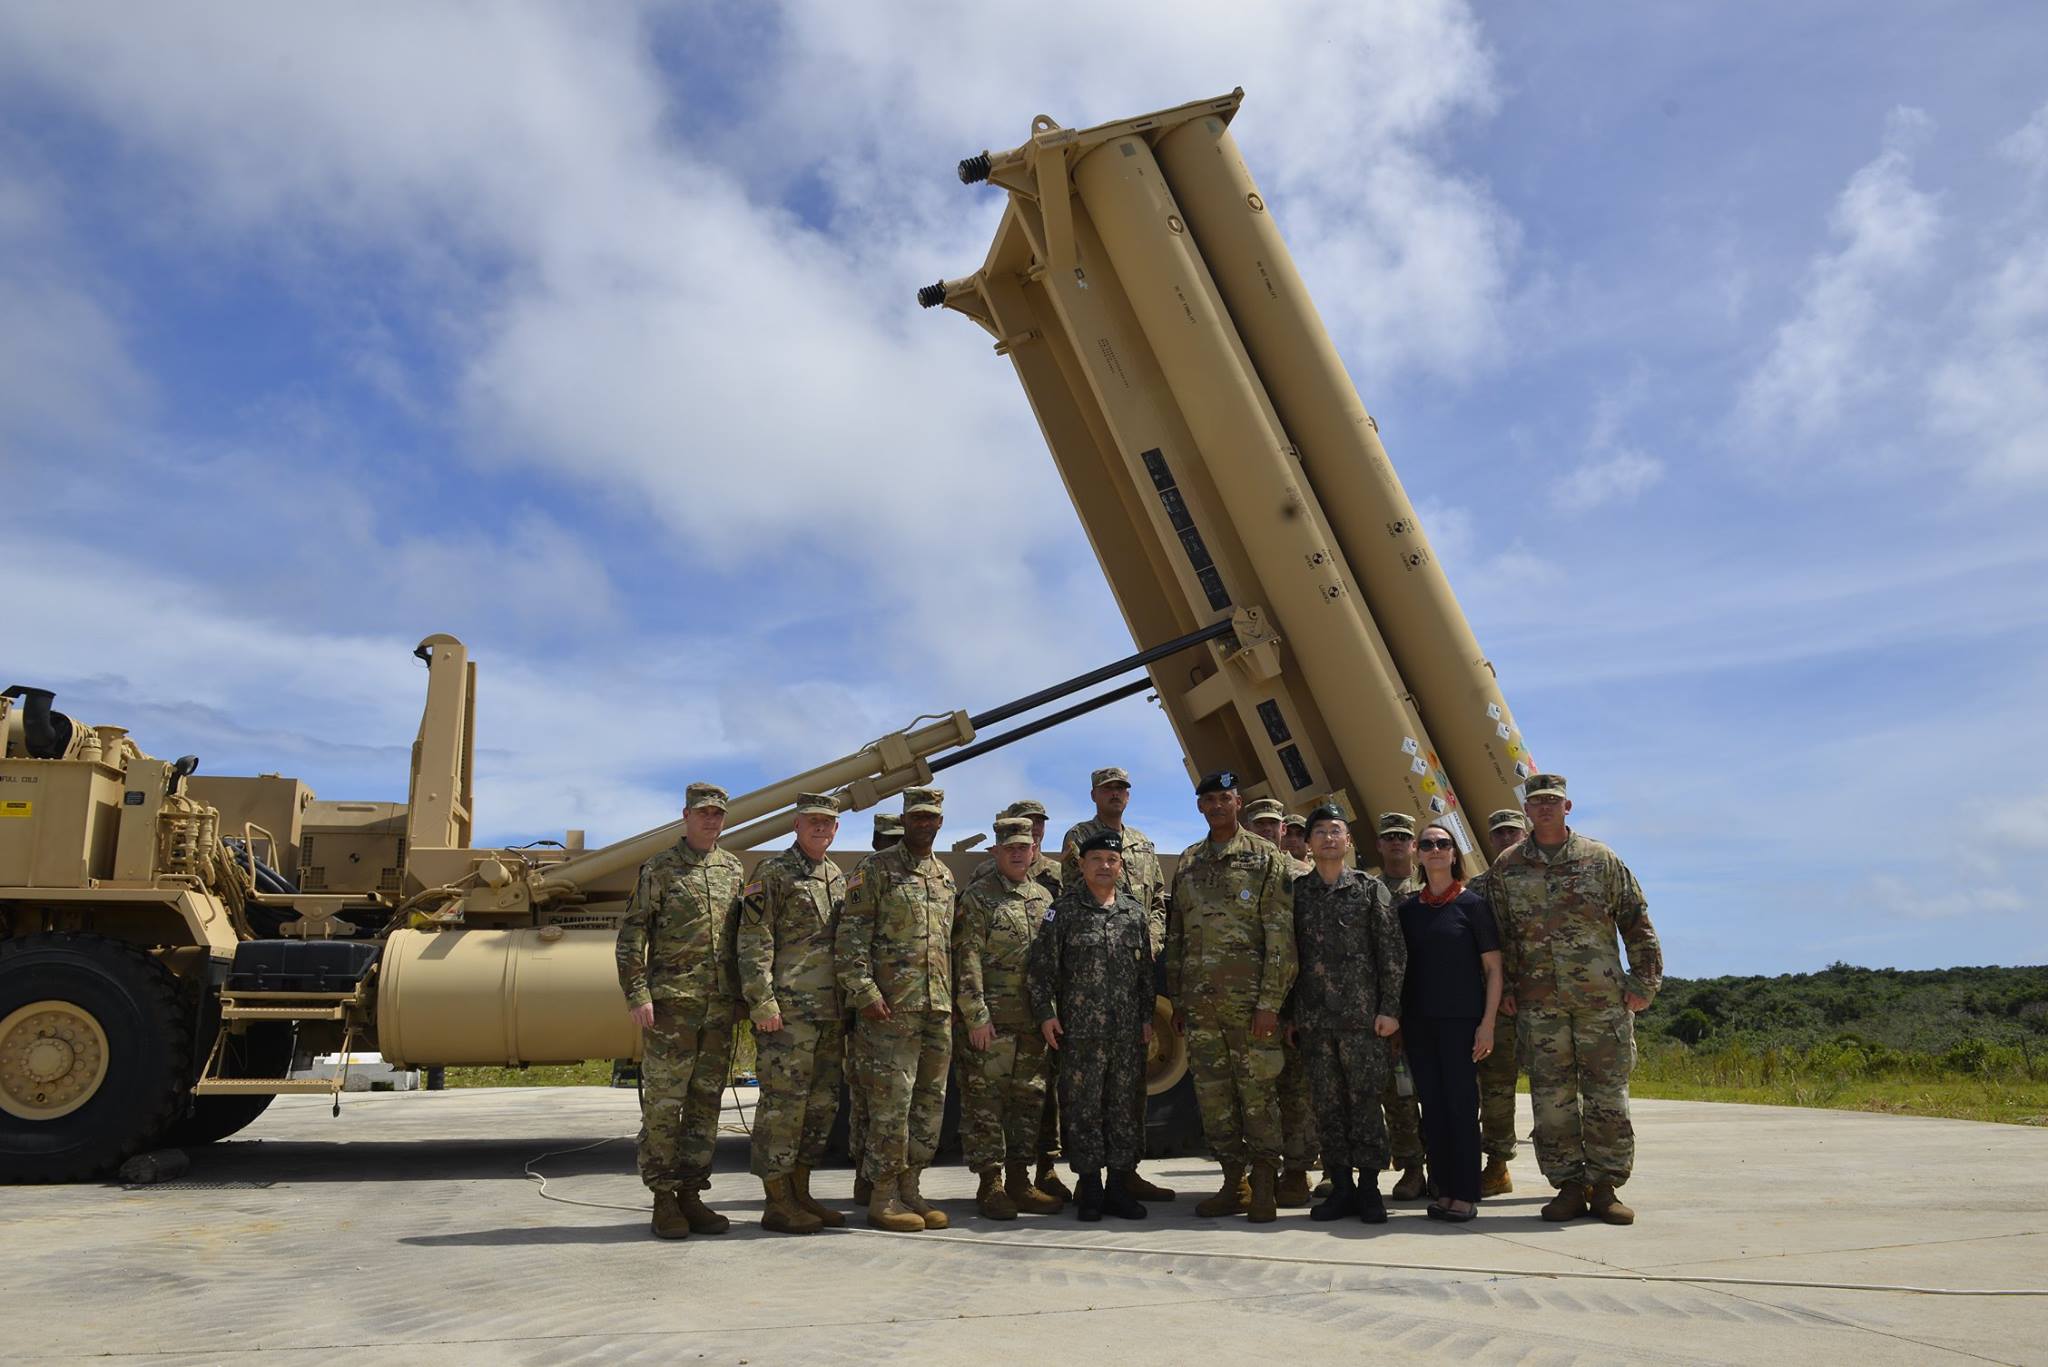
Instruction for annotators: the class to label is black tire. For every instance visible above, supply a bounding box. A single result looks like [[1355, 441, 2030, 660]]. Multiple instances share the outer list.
[[160, 1021, 295, 1147], [1144, 1072, 1205, 1158], [0, 933, 190, 1183]]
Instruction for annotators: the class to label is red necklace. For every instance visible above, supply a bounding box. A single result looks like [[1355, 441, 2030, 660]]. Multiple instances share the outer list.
[[1419, 879, 1464, 906]]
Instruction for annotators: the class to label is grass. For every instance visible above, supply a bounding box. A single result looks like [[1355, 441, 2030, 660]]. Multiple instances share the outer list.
[[445, 1021, 757, 1091], [1632, 1040, 2048, 1126]]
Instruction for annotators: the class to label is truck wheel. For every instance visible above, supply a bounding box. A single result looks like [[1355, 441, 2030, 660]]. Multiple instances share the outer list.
[[161, 1021, 295, 1147], [1143, 997, 1204, 1157], [0, 933, 190, 1183]]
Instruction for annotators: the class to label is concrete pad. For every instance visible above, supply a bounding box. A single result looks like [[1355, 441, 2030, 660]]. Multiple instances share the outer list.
[[5, 1090, 2044, 1365]]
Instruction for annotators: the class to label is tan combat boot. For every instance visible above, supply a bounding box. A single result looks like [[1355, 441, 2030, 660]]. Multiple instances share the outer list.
[[1390, 1164, 1428, 1201], [1247, 1162, 1279, 1224], [790, 1166, 844, 1228], [1123, 1169, 1177, 1202], [1275, 1168, 1312, 1207], [899, 1167, 950, 1229], [1588, 1183, 1636, 1225], [761, 1176, 824, 1234], [867, 1171, 926, 1232], [1541, 1183, 1590, 1222], [650, 1189, 690, 1240], [677, 1182, 729, 1235], [1035, 1158, 1073, 1203], [1196, 1164, 1251, 1217], [1006, 1159, 1064, 1214], [975, 1167, 1019, 1220], [852, 1172, 874, 1204], [1480, 1156, 1513, 1198]]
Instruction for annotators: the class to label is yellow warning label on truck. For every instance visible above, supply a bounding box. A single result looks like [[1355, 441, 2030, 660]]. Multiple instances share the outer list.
[[0, 801, 31, 818]]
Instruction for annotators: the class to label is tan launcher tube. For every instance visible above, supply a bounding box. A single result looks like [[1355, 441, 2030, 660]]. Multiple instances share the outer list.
[[531, 710, 973, 895], [1071, 136, 1457, 837], [1154, 119, 1535, 821]]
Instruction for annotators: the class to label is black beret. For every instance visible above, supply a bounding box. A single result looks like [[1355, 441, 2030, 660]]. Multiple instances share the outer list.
[[1194, 770, 1238, 795], [1077, 830, 1124, 857], [1305, 803, 1348, 831]]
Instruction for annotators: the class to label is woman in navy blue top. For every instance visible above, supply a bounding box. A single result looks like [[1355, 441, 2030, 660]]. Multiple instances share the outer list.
[[1397, 822, 1504, 1222]]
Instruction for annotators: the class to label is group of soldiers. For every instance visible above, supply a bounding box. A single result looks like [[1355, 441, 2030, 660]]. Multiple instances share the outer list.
[[615, 764, 1662, 1238]]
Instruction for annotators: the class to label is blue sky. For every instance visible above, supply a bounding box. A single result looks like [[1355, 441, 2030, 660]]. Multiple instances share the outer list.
[[3, 3, 2044, 976]]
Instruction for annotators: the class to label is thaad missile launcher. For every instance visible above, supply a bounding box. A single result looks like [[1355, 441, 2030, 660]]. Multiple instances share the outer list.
[[924, 90, 1536, 866]]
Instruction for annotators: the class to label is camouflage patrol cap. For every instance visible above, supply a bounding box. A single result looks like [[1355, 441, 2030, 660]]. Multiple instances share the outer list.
[[1091, 766, 1132, 788], [1376, 811, 1417, 837], [1194, 770, 1238, 795], [1000, 798, 1048, 820], [1284, 811, 1308, 832], [1243, 797, 1287, 822], [993, 817, 1035, 847], [793, 792, 841, 817], [902, 787, 945, 816], [1077, 829, 1124, 857], [685, 782, 729, 812], [1487, 807, 1530, 832], [1525, 773, 1568, 799], [872, 812, 904, 837]]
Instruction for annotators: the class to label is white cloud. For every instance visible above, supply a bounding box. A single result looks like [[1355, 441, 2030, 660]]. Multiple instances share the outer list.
[[1982, 790, 2048, 853], [1738, 107, 1941, 438], [1927, 232, 2048, 487], [1552, 448, 1663, 512], [1999, 100, 2048, 179], [1861, 873, 2024, 922]]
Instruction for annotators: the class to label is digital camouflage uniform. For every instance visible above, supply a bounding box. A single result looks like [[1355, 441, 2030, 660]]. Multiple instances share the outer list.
[[1029, 885, 1154, 1173], [1372, 867, 1428, 1169], [1057, 816, 1163, 1169], [736, 844, 846, 1179], [1290, 866, 1405, 1170], [617, 837, 746, 1194], [952, 866, 1055, 1173], [1167, 826, 1297, 1168], [835, 839, 958, 1185], [1058, 819, 1168, 955], [1486, 829, 1662, 1189], [1466, 863, 1521, 1162]]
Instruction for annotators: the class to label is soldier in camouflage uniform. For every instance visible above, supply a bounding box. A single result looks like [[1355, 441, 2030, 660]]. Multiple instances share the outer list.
[[1369, 811, 1430, 1200], [1247, 796, 1319, 1208], [1167, 770, 1297, 1223], [617, 781, 746, 1240], [953, 818, 1064, 1220], [1290, 805, 1405, 1224], [1058, 767, 1174, 1204], [969, 799, 1063, 897], [835, 787, 958, 1232], [1467, 807, 1531, 1197], [844, 810, 905, 1200], [1488, 775, 1662, 1226], [736, 792, 847, 1235], [1030, 830, 1156, 1221], [1281, 811, 1311, 863]]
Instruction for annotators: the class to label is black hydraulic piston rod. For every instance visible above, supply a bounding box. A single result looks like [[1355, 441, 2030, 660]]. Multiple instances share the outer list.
[[966, 617, 1235, 732], [932, 677, 1153, 773]]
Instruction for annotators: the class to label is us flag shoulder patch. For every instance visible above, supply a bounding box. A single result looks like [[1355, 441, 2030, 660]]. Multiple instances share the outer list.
[[742, 881, 763, 897]]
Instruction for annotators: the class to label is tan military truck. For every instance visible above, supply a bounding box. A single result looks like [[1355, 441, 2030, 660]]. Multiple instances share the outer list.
[[2, 90, 1534, 1181]]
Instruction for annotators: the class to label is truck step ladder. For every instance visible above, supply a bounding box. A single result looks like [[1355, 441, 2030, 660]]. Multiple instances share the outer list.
[[193, 987, 367, 1098]]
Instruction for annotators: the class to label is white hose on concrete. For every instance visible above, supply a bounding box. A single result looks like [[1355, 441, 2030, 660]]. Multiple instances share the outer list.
[[521, 1140, 2047, 1299]]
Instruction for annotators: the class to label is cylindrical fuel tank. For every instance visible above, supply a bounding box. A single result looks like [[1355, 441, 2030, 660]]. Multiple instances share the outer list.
[[1071, 135, 1467, 844], [1154, 118, 1535, 824], [375, 927, 641, 1067]]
